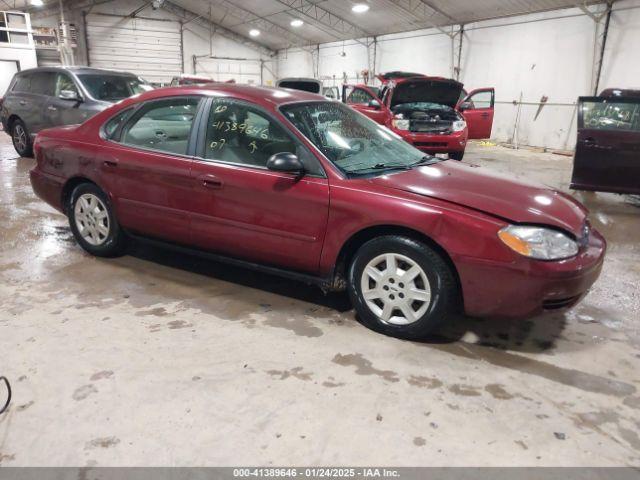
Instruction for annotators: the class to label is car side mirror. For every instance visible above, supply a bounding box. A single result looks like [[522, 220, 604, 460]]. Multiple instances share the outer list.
[[59, 89, 81, 102], [368, 99, 381, 109], [459, 101, 472, 111], [266, 152, 304, 176]]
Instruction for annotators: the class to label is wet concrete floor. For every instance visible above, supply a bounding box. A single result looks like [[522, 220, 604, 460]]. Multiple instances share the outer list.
[[0, 134, 639, 466]]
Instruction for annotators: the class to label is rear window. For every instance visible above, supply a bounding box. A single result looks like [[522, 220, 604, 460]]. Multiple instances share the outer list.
[[278, 80, 321, 94], [12, 72, 55, 95]]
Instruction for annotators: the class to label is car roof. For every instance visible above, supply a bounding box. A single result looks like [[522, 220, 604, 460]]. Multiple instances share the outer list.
[[128, 83, 328, 107], [16, 66, 139, 77], [599, 88, 640, 99]]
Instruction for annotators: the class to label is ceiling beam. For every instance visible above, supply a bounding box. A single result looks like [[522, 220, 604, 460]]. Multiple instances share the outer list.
[[383, 0, 456, 36], [162, 1, 276, 56], [272, 0, 373, 42], [207, 0, 312, 49]]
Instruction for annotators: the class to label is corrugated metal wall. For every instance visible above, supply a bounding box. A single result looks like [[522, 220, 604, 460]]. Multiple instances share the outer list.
[[86, 13, 182, 84]]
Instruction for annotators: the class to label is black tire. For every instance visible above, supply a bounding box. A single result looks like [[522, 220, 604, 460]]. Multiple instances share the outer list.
[[11, 119, 33, 157], [347, 235, 458, 340], [449, 151, 464, 161], [68, 183, 127, 257]]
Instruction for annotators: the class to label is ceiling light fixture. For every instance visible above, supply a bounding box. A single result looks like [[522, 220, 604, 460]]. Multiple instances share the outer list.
[[352, 3, 369, 13], [30, 0, 44, 6], [249, 29, 261, 37], [290, 19, 304, 27]]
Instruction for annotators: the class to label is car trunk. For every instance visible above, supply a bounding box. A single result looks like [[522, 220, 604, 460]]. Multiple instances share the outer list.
[[390, 78, 464, 133]]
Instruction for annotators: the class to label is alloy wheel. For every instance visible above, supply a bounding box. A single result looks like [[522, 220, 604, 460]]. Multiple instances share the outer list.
[[360, 253, 432, 325], [13, 124, 27, 153], [74, 193, 110, 246]]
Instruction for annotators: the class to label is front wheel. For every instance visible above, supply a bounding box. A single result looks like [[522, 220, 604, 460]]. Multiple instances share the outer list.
[[348, 236, 459, 340], [449, 151, 464, 161], [68, 183, 127, 257]]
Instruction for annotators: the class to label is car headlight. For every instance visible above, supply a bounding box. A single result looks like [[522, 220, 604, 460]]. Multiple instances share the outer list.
[[392, 118, 410, 130], [452, 120, 466, 132], [498, 225, 579, 260]]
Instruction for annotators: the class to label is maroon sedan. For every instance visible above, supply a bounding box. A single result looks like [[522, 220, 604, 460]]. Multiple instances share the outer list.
[[30, 84, 605, 340]]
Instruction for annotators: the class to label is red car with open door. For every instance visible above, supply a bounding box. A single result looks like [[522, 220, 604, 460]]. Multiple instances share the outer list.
[[343, 72, 494, 160], [571, 89, 640, 195]]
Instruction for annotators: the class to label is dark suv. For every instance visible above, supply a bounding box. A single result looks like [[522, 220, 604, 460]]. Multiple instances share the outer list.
[[0, 66, 151, 157]]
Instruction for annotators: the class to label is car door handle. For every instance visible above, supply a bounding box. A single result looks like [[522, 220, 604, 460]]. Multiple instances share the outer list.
[[480, 112, 490, 118], [155, 130, 167, 139], [47, 105, 57, 111], [19, 100, 27, 106], [103, 160, 118, 168], [584, 138, 612, 150], [198, 174, 223, 189]]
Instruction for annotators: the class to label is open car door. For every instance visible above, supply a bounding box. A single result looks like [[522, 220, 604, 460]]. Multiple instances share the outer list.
[[342, 84, 388, 124], [571, 96, 640, 195], [458, 88, 495, 139]]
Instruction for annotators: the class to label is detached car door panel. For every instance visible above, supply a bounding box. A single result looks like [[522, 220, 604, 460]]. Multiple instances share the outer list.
[[459, 88, 495, 139], [571, 96, 640, 195], [189, 98, 330, 273]]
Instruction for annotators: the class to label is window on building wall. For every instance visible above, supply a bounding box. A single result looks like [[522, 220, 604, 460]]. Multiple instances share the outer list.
[[0, 11, 30, 45]]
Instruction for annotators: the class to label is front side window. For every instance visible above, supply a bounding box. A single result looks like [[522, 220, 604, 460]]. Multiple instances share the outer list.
[[77, 74, 148, 102], [54, 72, 79, 97], [120, 97, 199, 155], [346, 87, 374, 105], [204, 99, 297, 168], [582, 100, 640, 132], [281, 101, 432, 176]]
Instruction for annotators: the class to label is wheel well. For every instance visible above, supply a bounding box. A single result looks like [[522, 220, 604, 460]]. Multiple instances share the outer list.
[[61, 177, 97, 215], [6, 115, 20, 132], [333, 225, 463, 302]]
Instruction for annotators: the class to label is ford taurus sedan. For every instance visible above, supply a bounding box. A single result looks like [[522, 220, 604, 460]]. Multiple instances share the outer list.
[[29, 84, 605, 340]]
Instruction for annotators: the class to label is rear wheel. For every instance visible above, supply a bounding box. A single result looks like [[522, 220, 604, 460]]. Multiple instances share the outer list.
[[449, 151, 464, 161], [68, 183, 126, 257], [11, 119, 33, 157], [347, 235, 458, 340]]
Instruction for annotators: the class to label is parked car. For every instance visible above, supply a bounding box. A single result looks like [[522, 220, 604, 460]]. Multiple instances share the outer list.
[[571, 88, 640, 195], [323, 86, 341, 100], [170, 74, 216, 86], [342, 71, 495, 160], [29, 84, 605, 340], [276, 77, 322, 94], [1, 66, 151, 157]]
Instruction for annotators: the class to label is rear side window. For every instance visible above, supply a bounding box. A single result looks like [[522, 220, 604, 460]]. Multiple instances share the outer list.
[[103, 108, 133, 139], [119, 97, 200, 155], [12, 74, 31, 93], [30, 72, 55, 96]]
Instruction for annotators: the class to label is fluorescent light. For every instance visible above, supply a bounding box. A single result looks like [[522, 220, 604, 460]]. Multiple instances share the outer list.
[[290, 19, 304, 27], [30, 0, 44, 5], [249, 29, 260, 37], [352, 3, 369, 13]]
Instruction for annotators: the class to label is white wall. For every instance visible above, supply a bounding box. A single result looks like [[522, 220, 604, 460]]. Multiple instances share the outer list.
[[277, 1, 640, 151], [0, 44, 37, 71]]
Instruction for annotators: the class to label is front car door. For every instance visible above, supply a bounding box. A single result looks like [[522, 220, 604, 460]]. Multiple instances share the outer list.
[[571, 96, 640, 195], [97, 96, 201, 243], [44, 72, 93, 127], [458, 88, 495, 139], [189, 97, 330, 273], [343, 85, 388, 124]]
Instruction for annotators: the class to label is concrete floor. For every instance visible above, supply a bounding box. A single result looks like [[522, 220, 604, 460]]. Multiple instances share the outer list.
[[0, 133, 639, 467]]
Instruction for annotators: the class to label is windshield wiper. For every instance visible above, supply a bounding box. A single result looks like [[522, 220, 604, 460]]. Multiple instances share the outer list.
[[411, 155, 441, 167]]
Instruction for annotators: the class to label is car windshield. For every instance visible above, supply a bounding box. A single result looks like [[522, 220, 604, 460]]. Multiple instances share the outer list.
[[77, 74, 150, 102], [280, 101, 438, 176], [394, 102, 453, 112]]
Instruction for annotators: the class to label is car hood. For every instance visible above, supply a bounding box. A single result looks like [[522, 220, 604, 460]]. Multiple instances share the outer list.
[[368, 161, 587, 236], [391, 78, 463, 109]]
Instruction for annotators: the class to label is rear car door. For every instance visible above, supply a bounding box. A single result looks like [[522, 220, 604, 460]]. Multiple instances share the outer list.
[[189, 97, 330, 273], [571, 96, 640, 195], [98, 96, 201, 243], [459, 88, 495, 139], [44, 72, 92, 128], [7, 72, 53, 135], [343, 85, 388, 124]]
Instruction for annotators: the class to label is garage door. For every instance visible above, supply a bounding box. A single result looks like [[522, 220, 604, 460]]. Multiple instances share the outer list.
[[0, 60, 19, 97], [86, 13, 182, 84]]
